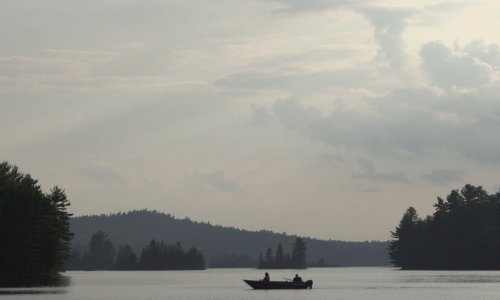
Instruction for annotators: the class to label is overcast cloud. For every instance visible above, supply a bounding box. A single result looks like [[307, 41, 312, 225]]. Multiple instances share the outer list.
[[1, 0, 500, 241]]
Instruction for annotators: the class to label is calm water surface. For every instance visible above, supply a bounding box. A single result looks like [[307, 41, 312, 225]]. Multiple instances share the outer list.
[[2, 268, 500, 299]]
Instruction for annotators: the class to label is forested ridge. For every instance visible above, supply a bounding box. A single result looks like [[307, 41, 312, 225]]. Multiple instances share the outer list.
[[390, 184, 500, 270], [70, 210, 390, 267]]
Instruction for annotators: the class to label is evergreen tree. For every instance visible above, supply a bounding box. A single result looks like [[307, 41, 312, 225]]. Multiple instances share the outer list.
[[257, 239, 308, 269], [291, 237, 307, 269], [388, 207, 420, 269], [115, 245, 137, 270], [45, 187, 73, 273], [264, 247, 274, 268], [138, 239, 205, 270], [67, 250, 83, 270], [185, 247, 205, 270], [274, 243, 286, 268], [88, 231, 115, 270], [390, 185, 500, 270], [0, 162, 73, 286]]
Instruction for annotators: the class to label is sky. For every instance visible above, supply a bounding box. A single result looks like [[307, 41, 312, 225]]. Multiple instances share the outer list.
[[1, 0, 500, 241]]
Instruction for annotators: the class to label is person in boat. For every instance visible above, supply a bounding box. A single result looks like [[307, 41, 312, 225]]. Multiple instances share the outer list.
[[262, 272, 270, 282], [292, 274, 303, 283]]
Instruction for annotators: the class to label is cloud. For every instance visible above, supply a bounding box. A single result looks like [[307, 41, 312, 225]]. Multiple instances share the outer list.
[[421, 169, 464, 185], [413, 2, 468, 27], [354, 159, 410, 183], [198, 170, 245, 195], [216, 67, 378, 92], [75, 165, 124, 184], [0, 49, 177, 93], [272, 0, 416, 69], [252, 106, 273, 126], [421, 41, 493, 88], [268, 81, 500, 164], [314, 153, 345, 167], [271, 98, 384, 151], [360, 186, 383, 193], [272, 0, 353, 13], [358, 7, 414, 67], [463, 40, 500, 69], [2, 85, 226, 161]]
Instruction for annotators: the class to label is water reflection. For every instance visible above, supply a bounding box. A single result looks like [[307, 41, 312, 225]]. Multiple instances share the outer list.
[[0, 275, 70, 295], [0, 289, 67, 295], [3, 269, 500, 300], [400, 272, 500, 283]]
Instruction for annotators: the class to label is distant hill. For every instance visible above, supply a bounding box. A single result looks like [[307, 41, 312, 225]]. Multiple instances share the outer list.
[[70, 210, 390, 267]]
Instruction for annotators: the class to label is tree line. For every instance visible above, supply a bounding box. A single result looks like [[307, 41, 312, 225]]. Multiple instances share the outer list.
[[70, 210, 390, 267], [67, 231, 205, 270], [389, 184, 500, 270], [258, 237, 308, 269], [0, 162, 73, 287]]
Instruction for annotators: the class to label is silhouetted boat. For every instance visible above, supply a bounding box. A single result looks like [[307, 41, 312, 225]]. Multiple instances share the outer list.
[[243, 279, 313, 289]]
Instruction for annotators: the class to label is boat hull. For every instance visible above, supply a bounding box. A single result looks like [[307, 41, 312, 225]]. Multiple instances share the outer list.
[[243, 280, 313, 289]]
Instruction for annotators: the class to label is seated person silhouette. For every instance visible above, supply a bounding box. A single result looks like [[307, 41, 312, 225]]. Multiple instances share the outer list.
[[293, 274, 303, 283], [262, 272, 270, 282]]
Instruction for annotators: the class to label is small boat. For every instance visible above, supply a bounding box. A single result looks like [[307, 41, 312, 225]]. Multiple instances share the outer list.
[[243, 279, 313, 289]]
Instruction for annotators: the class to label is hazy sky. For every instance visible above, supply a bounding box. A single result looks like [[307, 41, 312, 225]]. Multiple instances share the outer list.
[[2, 0, 500, 241]]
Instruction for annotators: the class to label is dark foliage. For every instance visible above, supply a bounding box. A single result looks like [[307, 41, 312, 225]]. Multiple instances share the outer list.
[[115, 245, 137, 270], [291, 237, 307, 269], [88, 231, 115, 270], [389, 184, 500, 270], [70, 210, 390, 267], [258, 238, 308, 269], [308, 258, 330, 267], [67, 232, 205, 270], [139, 240, 205, 270], [0, 162, 73, 286]]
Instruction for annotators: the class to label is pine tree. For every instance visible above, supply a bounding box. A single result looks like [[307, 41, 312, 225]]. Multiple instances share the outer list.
[[0, 162, 73, 286], [274, 243, 285, 268], [264, 247, 274, 268], [388, 207, 420, 269], [115, 245, 137, 270], [291, 237, 307, 269], [88, 231, 115, 270], [389, 185, 500, 270]]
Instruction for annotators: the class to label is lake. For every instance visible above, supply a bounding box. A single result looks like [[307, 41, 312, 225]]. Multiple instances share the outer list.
[[2, 267, 500, 299]]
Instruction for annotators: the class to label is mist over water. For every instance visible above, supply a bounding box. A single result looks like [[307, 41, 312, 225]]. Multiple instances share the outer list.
[[2, 268, 500, 300]]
